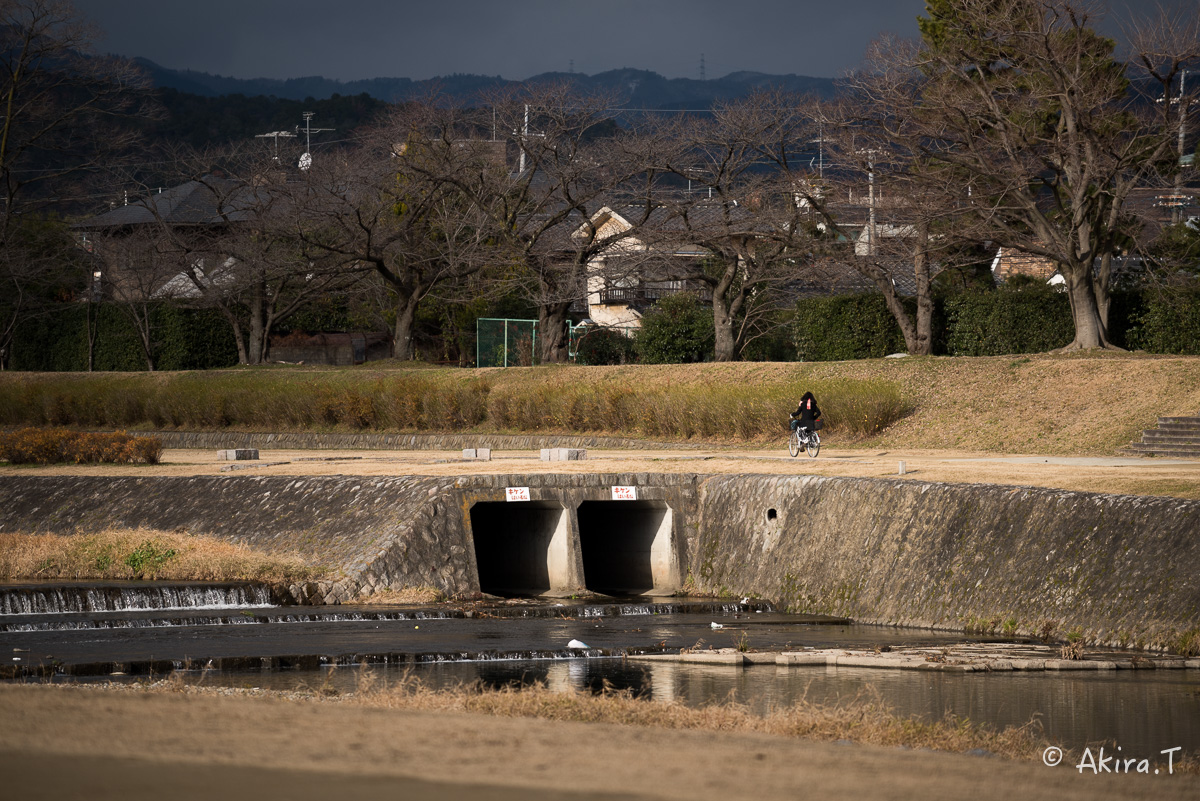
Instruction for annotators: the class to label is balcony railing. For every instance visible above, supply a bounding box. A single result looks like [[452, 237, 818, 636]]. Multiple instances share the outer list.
[[597, 284, 711, 306]]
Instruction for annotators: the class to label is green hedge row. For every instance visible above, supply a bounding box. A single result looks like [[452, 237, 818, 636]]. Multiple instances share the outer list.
[[10, 288, 1200, 372], [10, 303, 239, 371], [794, 287, 1200, 360]]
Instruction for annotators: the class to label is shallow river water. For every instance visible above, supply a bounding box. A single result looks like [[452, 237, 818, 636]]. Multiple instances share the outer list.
[[3, 581, 1197, 758]]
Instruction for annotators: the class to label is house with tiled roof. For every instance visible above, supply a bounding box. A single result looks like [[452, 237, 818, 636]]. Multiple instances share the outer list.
[[74, 175, 272, 302]]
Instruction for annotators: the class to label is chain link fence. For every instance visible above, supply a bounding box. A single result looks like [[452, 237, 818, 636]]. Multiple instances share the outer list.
[[476, 318, 538, 367]]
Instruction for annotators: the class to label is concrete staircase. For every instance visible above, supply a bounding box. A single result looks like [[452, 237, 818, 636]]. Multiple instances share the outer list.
[[1124, 415, 1200, 458]]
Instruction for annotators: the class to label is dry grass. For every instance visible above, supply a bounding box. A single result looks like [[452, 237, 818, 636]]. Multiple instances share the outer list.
[[0, 528, 324, 583], [340, 670, 1044, 759], [356, 586, 447, 605], [3, 353, 1199, 454]]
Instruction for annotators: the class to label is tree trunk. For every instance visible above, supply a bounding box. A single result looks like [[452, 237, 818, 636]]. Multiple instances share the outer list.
[[1095, 253, 1113, 333], [224, 311, 249, 365], [140, 328, 156, 372], [392, 292, 420, 360], [538, 302, 572, 364], [710, 257, 740, 363], [856, 257, 928, 356], [85, 301, 98, 372], [712, 294, 736, 362], [1058, 266, 1112, 351], [134, 306, 155, 371], [247, 285, 266, 365]]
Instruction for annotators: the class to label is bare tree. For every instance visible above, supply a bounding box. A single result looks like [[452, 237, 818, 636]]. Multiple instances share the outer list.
[[104, 148, 362, 366], [858, 0, 1199, 351], [86, 225, 180, 370], [794, 97, 986, 356], [485, 84, 665, 363], [0, 0, 152, 368], [292, 102, 512, 361], [650, 92, 821, 361]]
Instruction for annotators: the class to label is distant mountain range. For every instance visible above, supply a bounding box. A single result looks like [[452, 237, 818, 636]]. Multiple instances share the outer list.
[[134, 59, 837, 107]]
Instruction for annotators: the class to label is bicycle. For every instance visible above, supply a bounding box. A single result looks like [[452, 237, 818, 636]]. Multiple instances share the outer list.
[[788, 425, 820, 458]]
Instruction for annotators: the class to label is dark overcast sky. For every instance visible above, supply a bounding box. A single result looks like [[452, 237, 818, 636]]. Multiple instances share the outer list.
[[72, 0, 1193, 83]]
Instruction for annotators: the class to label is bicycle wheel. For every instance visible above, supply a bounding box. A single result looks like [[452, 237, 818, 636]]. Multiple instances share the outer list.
[[788, 429, 800, 457], [806, 431, 820, 458]]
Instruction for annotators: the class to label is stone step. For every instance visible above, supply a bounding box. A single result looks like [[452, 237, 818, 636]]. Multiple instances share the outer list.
[[1123, 442, 1200, 459], [1140, 432, 1200, 445], [1156, 417, 1200, 428], [1155, 426, 1200, 436]]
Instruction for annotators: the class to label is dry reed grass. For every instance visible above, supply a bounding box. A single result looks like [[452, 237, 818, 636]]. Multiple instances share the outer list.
[[343, 670, 1048, 761], [356, 586, 447, 605], [0, 368, 903, 442], [5, 353, 1200, 453], [0, 528, 323, 583]]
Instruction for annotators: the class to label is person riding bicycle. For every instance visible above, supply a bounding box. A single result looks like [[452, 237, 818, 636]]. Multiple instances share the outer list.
[[789, 391, 822, 437]]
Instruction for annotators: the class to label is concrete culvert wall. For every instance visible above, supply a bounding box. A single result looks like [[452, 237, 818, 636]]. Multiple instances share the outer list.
[[578, 500, 677, 595], [694, 474, 1200, 649], [469, 501, 572, 596]]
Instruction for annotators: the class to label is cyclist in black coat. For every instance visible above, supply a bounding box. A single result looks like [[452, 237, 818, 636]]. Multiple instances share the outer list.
[[790, 391, 821, 433]]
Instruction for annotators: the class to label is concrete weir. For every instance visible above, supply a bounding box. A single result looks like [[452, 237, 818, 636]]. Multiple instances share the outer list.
[[0, 472, 1198, 646]]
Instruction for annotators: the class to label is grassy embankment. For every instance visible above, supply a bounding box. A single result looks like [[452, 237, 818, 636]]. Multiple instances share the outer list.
[[0, 527, 324, 585], [2, 352, 1199, 454]]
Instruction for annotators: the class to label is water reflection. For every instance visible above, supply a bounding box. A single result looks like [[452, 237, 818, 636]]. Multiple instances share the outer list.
[[111, 657, 1200, 757]]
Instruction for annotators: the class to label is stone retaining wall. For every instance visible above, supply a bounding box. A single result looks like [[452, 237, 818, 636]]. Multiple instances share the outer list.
[[129, 431, 702, 452], [1, 472, 1197, 649], [693, 474, 1200, 650], [0, 473, 700, 605]]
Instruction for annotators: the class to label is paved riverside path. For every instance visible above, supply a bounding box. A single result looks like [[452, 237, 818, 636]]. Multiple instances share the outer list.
[[5, 444, 1197, 500]]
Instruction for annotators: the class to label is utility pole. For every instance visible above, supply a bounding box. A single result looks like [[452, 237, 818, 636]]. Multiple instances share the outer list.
[[1175, 70, 1190, 225], [858, 149, 879, 256], [868, 157, 877, 256], [296, 112, 333, 171], [514, 105, 544, 175], [1158, 70, 1194, 224], [518, 104, 528, 175]]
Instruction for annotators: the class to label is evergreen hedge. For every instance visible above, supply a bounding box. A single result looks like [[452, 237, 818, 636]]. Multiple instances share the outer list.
[[793, 294, 908, 361], [634, 294, 715, 364], [8, 288, 1200, 373], [941, 287, 1074, 355], [794, 287, 1200, 360], [10, 303, 238, 371]]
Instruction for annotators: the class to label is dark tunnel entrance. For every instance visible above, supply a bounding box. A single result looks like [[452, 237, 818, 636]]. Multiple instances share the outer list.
[[469, 501, 571, 596], [577, 500, 676, 595]]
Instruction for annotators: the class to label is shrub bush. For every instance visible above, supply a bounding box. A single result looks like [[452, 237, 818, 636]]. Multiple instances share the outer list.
[[1125, 288, 1200, 354], [0, 428, 162, 465], [9, 302, 238, 371], [635, 294, 714, 364], [793, 294, 906, 361], [574, 327, 636, 365], [942, 287, 1073, 355]]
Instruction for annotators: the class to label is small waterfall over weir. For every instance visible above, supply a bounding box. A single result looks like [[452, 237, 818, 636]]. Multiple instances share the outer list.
[[0, 583, 277, 615]]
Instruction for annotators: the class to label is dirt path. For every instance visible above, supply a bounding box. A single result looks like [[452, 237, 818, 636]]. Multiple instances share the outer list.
[[1, 684, 1194, 801], [5, 445, 1197, 499]]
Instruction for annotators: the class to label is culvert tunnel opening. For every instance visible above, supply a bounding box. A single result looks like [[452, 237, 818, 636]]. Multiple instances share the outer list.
[[578, 500, 675, 596], [469, 501, 571, 596]]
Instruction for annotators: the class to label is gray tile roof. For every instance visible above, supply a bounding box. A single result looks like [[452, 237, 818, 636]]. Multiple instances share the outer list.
[[76, 176, 265, 228]]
